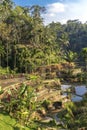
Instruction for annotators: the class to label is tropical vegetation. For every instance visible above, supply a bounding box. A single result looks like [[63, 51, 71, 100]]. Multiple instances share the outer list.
[[0, 0, 87, 129]]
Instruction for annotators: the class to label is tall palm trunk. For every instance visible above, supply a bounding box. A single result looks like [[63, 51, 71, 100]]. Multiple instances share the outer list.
[[0, 55, 1, 67], [13, 48, 17, 70], [6, 42, 9, 69]]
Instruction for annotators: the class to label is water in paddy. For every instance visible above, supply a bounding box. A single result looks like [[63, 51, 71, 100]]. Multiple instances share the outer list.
[[61, 84, 87, 102]]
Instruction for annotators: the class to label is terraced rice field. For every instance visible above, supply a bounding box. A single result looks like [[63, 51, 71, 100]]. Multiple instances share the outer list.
[[0, 77, 26, 88]]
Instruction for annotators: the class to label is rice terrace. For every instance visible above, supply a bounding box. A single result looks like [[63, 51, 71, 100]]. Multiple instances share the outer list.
[[0, 0, 87, 130]]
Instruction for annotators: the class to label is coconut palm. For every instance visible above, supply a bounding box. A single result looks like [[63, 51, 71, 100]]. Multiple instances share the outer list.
[[64, 51, 77, 64]]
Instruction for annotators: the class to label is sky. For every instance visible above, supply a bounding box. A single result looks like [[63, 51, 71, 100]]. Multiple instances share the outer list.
[[13, 0, 87, 25]]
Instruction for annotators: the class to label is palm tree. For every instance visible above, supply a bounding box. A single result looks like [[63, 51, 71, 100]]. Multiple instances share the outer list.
[[0, 42, 5, 67], [64, 51, 77, 64], [63, 50, 77, 76]]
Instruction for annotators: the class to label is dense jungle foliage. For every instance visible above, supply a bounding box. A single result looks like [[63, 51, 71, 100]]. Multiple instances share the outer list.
[[0, 0, 87, 73]]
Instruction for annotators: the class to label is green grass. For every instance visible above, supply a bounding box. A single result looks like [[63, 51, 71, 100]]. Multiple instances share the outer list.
[[0, 113, 30, 130], [0, 113, 16, 130]]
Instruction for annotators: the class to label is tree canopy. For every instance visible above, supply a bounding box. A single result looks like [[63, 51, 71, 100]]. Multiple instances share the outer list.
[[0, 0, 87, 73]]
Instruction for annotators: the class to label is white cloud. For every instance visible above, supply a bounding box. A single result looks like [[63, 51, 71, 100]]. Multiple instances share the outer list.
[[43, 0, 87, 25], [43, 2, 67, 24], [47, 3, 67, 13]]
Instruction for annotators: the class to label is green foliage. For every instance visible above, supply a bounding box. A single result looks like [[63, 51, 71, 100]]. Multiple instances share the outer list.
[[0, 86, 4, 94], [58, 100, 87, 129], [27, 74, 39, 81], [0, 1, 87, 129], [0, 113, 16, 130], [0, 83, 39, 128], [81, 47, 87, 60], [65, 20, 87, 53], [81, 47, 87, 72], [0, 67, 11, 74], [0, 0, 71, 72], [41, 99, 51, 110], [64, 51, 77, 63], [64, 102, 76, 116], [77, 72, 87, 83], [0, 2, 87, 74], [0, 113, 32, 130]]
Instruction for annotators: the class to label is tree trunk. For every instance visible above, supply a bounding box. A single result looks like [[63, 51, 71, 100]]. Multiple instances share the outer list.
[[0, 55, 1, 67], [7, 42, 9, 69]]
